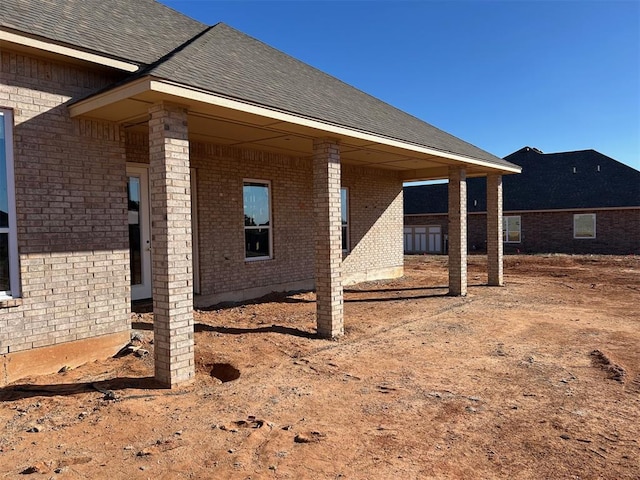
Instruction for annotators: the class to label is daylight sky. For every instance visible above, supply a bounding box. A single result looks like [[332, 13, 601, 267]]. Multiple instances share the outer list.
[[161, 0, 640, 171]]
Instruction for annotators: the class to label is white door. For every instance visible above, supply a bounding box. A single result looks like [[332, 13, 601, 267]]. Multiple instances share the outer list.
[[127, 165, 152, 300], [403, 227, 413, 252], [414, 227, 427, 252], [428, 226, 442, 253]]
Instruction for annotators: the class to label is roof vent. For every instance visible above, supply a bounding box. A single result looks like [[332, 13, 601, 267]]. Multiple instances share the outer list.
[[597, 165, 600, 172], [572, 166, 577, 174]]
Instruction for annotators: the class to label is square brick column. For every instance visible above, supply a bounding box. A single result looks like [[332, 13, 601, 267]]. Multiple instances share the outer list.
[[448, 166, 467, 296], [148, 103, 195, 387], [487, 174, 504, 286], [313, 138, 344, 338]]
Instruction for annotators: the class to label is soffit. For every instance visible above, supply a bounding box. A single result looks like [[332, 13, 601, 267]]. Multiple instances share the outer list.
[[70, 80, 519, 180]]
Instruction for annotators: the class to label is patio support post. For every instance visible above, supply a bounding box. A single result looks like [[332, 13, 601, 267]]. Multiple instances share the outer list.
[[313, 138, 344, 338], [148, 102, 195, 387], [487, 174, 504, 286], [448, 166, 467, 296]]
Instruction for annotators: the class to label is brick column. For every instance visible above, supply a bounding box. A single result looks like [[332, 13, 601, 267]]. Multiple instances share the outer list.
[[448, 166, 467, 296], [313, 138, 344, 338], [148, 103, 195, 387], [487, 174, 504, 286]]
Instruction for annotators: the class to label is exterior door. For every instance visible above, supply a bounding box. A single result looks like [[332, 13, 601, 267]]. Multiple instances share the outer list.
[[403, 227, 413, 252], [428, 226, 442, 253], [414, 227, 427, 252], [127, 165, 152, 300]]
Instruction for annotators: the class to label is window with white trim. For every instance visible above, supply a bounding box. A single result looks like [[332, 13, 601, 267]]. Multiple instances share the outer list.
[[0, 109, 20, 298], [574, 213, 596, 239], [243, 180, 272, 260], [341, 187, 349, 252], [502, 215, 521, 243]]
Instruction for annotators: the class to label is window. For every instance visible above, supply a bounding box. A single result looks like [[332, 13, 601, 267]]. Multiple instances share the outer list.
[[0, 109, 19, 298], [502, 216, 521, 243], [243, 180, 272, 260], [341, 187, 349, 252], [574, 213, 596, 239]]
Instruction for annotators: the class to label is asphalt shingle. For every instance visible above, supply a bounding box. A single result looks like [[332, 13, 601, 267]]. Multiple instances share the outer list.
[[143, 24, 513, 167], [404, 147, 640, 214], [0, 0, 207, 65], [2, 2, 519, 169]]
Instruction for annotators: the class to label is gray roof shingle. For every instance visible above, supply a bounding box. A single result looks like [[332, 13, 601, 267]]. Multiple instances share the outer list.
[[404, 147, 640, 214], [0, 0, 207, 65], [143, 24, 512, 167], [2, 2, 518, 170]]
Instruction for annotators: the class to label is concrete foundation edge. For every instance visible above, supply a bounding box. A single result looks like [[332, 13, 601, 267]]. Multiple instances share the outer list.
[[343, 265, 404, 286], [194, 265, 404, 308], [1, 330, 131, 387], [195, 279, 316, 308]]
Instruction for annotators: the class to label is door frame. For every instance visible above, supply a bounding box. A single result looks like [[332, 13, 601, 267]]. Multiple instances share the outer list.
[[127, 164, 152, 300]]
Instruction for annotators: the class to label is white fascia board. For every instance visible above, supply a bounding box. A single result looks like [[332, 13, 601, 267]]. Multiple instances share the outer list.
[[1, 30, 139, 72], [69, 75, 521, 174], [68, 77, 153, 117]]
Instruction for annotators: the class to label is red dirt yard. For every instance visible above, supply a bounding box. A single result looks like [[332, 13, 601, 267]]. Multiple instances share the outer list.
[[1, 255, 639, 479]]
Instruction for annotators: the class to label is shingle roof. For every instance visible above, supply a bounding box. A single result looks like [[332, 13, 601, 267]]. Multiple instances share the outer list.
[[141, 24, 515, 168], [404, 147, 640, 214], [0, 0, 207, 65], [2, 1, 518, 170]]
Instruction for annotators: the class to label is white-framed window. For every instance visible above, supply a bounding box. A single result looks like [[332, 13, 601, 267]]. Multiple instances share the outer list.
[[502, 215, 521, 243], [341, 187, 349, 252], [574, 213, 596, 239], [243, 179, 272, 260], [0, 109, 20, 299]]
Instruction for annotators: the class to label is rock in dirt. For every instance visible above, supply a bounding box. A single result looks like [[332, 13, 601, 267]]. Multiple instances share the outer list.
[[294, 431, 326, 443], [20, 462, 49, 474], [590, 350, 626, 383]]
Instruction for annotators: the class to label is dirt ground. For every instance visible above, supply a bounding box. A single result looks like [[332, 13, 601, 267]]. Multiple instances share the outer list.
[[1, 255, 639, 479]]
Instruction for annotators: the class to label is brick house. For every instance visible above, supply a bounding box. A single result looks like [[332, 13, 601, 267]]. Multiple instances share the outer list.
[[404, 147, 640, 255], [0, 0, 520, 387]]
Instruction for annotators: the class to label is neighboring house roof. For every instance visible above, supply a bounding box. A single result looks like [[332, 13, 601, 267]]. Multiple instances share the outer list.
[[404, 147, 640, 214], [0, 0, 207, 65], [1, 0, 520, 173]]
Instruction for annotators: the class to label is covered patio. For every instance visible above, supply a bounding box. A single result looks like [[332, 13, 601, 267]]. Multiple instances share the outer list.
[[69, 25, 520, 387]]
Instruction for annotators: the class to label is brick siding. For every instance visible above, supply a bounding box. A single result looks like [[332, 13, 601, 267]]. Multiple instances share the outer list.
[[404, 209, 640, 255], [0, 49, 130, 354], [130, 136, 404, 305], [342, 165, 404, 283]]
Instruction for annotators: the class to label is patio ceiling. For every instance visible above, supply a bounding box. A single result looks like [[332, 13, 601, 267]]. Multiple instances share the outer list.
[[69, 76, 521, 181]]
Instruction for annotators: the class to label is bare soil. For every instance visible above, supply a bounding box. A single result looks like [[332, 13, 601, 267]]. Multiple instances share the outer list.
[[1, 255, 639, 479]]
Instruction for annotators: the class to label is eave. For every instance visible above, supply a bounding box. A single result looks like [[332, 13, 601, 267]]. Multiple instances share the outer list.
[[69, 76, 521, 180]]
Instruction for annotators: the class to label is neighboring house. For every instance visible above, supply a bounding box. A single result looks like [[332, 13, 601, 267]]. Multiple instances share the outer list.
[[0, 0, 520, 387], [404, 147, 640, 255]]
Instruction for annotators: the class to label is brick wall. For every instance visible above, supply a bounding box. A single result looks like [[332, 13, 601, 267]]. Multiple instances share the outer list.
[[404, 209, 640, 255], [127, 136, 404, 304], [193, 143, 404, 301], [0, 49, 130, 354], [342, 165, 404, 283], [509, 209, 640, 255]]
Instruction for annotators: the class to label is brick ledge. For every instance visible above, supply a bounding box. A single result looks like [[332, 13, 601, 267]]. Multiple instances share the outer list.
[[0, 298, 23, 308]]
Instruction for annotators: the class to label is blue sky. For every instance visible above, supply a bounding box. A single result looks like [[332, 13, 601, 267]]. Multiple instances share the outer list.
[[161, 0, 640, 171]]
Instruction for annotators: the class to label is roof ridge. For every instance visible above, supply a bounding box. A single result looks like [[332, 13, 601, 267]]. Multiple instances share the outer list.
[[136, 24, 215, 78]]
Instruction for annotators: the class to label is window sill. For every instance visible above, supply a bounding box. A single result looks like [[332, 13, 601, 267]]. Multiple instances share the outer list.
[[0, 297, 23, 308], [245, 256, 273, 263]]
